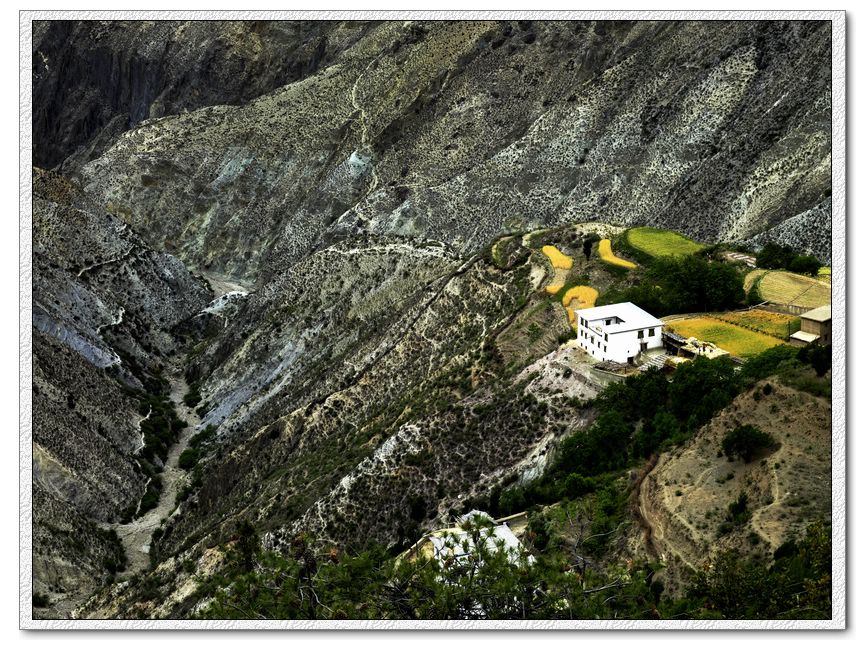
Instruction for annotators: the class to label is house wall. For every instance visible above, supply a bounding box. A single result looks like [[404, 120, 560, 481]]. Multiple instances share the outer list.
[[577, 323, 663, 363], [801, 317, 831, 344]]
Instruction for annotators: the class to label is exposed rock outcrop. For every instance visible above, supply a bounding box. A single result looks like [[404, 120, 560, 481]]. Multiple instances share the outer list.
[[33, 20, 375, 170]]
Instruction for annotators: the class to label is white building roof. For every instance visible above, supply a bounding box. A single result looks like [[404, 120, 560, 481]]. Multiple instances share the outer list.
[[576, 302, 663, 334], [425, 511, 532, 567], [800, 305, 831, 323], [790, 330, 820, 343]]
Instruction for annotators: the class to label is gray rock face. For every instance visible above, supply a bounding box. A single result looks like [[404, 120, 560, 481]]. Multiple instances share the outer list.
[[67, 20, 830, 280], [33, 20, 374, 170], [744, 197, 831, 262], [33, 168, 212, 376]]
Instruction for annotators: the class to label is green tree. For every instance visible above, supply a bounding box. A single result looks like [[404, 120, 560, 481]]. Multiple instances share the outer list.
[[756, 242, 795, 270], [600, 256, 744, 315], [178, 448, 199, 470], [686, 521, 831, 619], [721, 425, 776, 462], [788, 255, 821, 276], [797, 342, 831, 377], [668, 356, 739, 429], [557, 410, 632, 475], [632, 410, 680, 458]]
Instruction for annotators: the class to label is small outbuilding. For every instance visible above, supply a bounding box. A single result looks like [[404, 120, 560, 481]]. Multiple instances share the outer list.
[[790, 304, 831, 347]]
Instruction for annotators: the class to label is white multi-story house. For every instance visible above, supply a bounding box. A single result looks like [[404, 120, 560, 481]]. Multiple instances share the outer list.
[[575, 302, 664, 364]]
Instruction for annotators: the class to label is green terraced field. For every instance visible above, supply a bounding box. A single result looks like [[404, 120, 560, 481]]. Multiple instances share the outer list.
[[626, 227, 705, 258]]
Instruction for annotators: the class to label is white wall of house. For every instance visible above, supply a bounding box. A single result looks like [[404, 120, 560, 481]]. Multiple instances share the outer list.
[[575, 303, 664, 364], [577, 327, 663, 363]]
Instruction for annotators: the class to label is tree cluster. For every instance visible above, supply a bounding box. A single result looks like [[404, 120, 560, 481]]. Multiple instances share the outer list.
[[196, 516, 831, 621], [756, 242, 822, 276], [599, 255, 745, 315], [721, 425, 777, 462]]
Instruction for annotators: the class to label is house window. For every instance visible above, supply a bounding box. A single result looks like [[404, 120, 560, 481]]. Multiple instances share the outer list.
[[605, 333, 608, 341], [604, 345, 607, 352], [637, 330, 644, 339], [649, 328, 655, 336]]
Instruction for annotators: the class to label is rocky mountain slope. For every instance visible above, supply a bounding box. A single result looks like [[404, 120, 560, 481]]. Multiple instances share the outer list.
[[59, 19, 832, 281], [32, 168, 211, 614], [29, 19, 833, 619], [33, 20, 376, 171]]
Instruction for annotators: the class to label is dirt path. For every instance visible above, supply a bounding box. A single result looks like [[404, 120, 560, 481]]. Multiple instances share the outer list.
[[111, 365, 201, 576]]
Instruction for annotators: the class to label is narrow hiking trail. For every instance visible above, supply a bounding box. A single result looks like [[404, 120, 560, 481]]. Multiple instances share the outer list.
[[112, 365, 201, 576]]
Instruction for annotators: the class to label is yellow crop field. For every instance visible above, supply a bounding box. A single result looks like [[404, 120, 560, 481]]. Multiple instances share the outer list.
[[711, 310, 799, 340], [545, 284, 564, 295], [818, 267, 831, 277], [542, 245, 573, 270], [666, 317, 785, 358], [562, 285, 598, 324], [598, 239, 637, 269], [562, 286, 598, 309], [744, 269, 831, 308], [625, 227, 705, 258]]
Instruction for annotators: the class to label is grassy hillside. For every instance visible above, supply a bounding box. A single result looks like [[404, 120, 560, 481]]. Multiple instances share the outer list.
[[745, 270, 831, 308]]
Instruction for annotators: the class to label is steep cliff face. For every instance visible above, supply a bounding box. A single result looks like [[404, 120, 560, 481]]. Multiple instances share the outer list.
[[33, 168, 211, 376], [33, 20, 375, 170], [69, 19, 831, 279]]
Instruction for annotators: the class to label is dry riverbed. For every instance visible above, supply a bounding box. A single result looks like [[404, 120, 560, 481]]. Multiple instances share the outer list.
[[110, 367, 201, 576]]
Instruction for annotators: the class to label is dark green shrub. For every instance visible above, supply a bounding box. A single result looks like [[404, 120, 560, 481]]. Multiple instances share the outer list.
[[788, 255, 821, 276], [756, 242, 795, 270], [183, 384, 202, 408], [722, 425, 777, 462], [139, 483, 160, 514], [797, 342, 831, 377], [726, 492, 751, 526], [562, 473, 596, 498], [178, 448, 200, 470]]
